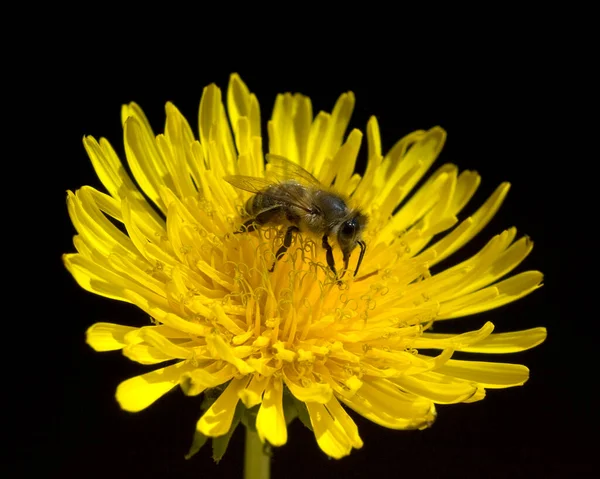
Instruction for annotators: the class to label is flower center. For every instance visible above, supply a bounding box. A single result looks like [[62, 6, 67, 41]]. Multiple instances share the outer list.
[[161, 193, 437, 385]]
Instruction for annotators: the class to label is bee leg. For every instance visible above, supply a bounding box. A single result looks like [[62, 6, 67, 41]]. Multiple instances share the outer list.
[[322, 235, 338, 278], [234, 218, 258, 234], [235, 206, 283, 234], [269, 226, 299, 272]]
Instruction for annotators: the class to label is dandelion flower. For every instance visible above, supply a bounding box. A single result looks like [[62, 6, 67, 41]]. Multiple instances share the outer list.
[[64, 73, 546, 462]]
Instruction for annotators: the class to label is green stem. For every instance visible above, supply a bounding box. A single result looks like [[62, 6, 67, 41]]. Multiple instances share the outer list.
[[244, 427, 270, 479]]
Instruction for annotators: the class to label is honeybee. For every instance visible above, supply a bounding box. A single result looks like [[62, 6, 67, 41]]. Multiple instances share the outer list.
[[224, 154, 368, 279]]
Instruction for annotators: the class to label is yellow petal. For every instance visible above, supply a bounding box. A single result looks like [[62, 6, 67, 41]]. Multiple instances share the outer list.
[[66, 188, 133, 260], [305, 111, 330, 176], [105, 254, 165, 298], [206, 334, 254, 375], [180, 363, 234, 396], [414, 321, 495, 350], [426, 182, 511, 266], [383, 167, 454, 240], [116, 361, 193, 412], [122, 344, 173, 365], [159, 106, 197, 199], [246, 357, 279, 377], [122, 116, 168, 214], [63, 253, 131, 302], [459, 327, 547, 353], [198, 83, 236, 174], [256, 377, 287, 446], [293, 95, 312, 170], [306, 402, 352, 459], [367, 115, 381, 161], [123, 290, 210, 337], [436, 359, 530, 388], [273, 341, 297, 362], [227, 73, 261, 143], [324, 91, 355, 160], [358, 379, 434, 420], [437, 286, 500, 319], [122, 102, 173, 197], [120, 195, 154, 263], [338, 393, 435, 431], [196, 377, 249, 437], [332, 129, 362, 193], [422, 327, 547, 353], [149, 325, 196, 339], [438, 271, 544, 319], [82, 136, 164, 229], [325, 397, 363, 449], [457, 235, 535, 295], [239, 374, 269, 408], [212, 303, 246, 335], [136, 328, 191, 359], [83, 135, 127, 200], [424, 228, 518, 302], [392, 374, 479, 404], [269, 93, 301, 163], [283, 368, 333, 404], [376, 127, 446, 218], [86, 323, 137, 351]]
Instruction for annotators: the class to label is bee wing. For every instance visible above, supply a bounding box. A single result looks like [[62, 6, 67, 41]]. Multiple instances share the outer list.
[[223, 175, 275, 194], [263, 183, 315, 213], [224, 173, 315, 214], [265, 154, 322, 187]]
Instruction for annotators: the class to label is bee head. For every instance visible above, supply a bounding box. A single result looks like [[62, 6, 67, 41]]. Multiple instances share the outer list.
[[337, 213, 367, 274], [338, 218, 358, 247], [337, 212, 367, 254]]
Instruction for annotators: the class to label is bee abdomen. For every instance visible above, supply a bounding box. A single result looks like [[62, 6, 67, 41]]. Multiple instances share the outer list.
[[243, 196, 256, 217], [243, 193, 285, 225], [245, 194, 272, 216]]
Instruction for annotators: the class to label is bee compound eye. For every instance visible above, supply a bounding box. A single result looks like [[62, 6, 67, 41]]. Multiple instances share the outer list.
[[340, 220, 356, 238]]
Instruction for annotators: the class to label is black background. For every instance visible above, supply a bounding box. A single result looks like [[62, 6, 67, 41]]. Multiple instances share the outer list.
[[24, 45, 587, 478]]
